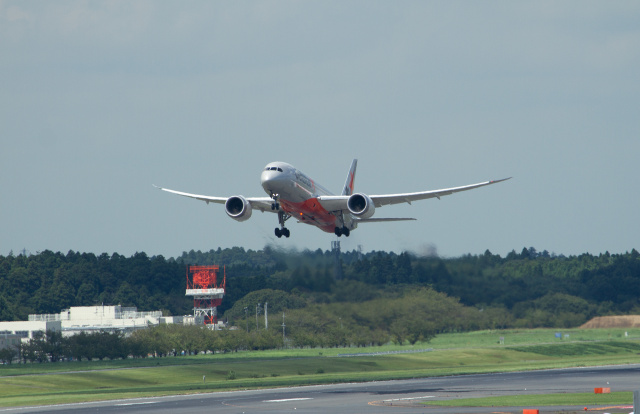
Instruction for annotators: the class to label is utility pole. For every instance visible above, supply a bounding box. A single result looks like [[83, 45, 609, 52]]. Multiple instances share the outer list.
[[332, 240, 342, 280], [282, 311, 286, 344], [256, 303, 261, 331], [264, 302, 268, 330], [244, 307, 248, 333]]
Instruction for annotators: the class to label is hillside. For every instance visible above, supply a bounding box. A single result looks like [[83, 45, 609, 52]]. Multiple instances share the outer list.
[[580, 315, 640, 329]]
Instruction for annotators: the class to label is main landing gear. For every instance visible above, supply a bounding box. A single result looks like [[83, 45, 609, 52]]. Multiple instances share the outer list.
[[275, 227, 290, 238], [334, 226, 350, 237], [275, 209, 291, 238], [334, 211, 350, 237]]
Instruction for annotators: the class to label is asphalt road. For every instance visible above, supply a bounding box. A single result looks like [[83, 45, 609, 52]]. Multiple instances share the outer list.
[[3, 365, 640, 414]]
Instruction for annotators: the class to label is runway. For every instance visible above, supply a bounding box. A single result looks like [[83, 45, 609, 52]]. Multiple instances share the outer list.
[[3, 365, 639, 414]]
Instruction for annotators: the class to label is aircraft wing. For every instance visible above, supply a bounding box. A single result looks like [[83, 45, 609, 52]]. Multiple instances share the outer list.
[[369, 177, 511, 207], [153, 185, 275, 212], [317, 177, 511, 211]]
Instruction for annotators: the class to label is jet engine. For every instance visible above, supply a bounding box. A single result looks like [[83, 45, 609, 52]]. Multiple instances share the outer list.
[[347, 193, 375, 219], [225, 196, 253, 222]]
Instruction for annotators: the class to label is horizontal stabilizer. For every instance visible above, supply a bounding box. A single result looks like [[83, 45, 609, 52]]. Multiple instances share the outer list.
[[355, 217, 416, 223]]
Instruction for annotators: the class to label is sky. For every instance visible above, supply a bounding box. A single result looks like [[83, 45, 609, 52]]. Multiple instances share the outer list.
[[1, 1, 639, 259]]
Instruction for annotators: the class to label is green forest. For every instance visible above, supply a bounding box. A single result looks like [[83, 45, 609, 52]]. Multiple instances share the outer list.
[[2, 246, 640, 335]]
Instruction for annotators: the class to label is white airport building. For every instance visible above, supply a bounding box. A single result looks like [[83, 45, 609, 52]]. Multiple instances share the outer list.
[[0, 333, 23, 353], [0, 320, 61, 343], [0, 305, 204, 343]]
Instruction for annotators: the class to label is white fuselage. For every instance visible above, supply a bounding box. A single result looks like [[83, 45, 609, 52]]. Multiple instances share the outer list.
[[261, 162, 349, 233]]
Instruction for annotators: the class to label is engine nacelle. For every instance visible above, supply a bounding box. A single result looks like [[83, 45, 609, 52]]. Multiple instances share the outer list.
[[225, 196, 253, 222], [347, 193, 375, 219]]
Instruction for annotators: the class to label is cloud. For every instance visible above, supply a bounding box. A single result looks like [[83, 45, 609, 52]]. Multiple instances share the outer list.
[[4, 4, 30, 22]]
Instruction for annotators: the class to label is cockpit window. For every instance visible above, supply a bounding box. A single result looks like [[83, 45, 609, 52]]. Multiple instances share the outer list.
[[277, 168, 283, 172], [265, 166, 284, 172]]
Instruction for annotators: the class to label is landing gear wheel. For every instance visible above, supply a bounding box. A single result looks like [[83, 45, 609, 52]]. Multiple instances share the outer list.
[[275, 227, 290, 238], [274, 210, 291, 239], [334, 226, 350, 237], [270, 193, 280, 211]]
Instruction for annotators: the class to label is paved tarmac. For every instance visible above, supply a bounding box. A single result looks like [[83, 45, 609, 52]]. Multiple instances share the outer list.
[[3, 365, 639, 414]]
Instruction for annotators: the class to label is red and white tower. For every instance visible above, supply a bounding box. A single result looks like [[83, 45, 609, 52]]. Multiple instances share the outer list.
[[185, 265, 226, 325]]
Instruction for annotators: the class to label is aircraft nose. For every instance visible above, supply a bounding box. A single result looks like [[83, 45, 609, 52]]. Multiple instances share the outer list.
[[261, 169, 283, 192], [261, 169, 275, 185]]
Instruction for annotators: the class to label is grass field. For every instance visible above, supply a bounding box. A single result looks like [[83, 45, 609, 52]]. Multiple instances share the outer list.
[[1, 328, 639, 408], [422, 392, 634, 407]]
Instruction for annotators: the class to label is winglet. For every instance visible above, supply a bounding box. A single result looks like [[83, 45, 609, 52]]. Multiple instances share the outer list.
[[490, 177, 512, 184], [342, 159, 358, 196]]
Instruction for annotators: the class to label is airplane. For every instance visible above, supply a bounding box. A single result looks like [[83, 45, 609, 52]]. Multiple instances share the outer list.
[[154, 159, 510, 239]]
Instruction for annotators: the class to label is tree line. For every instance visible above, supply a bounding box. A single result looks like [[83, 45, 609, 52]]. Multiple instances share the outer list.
[[0, 326, 285, 364], [2, 285, 489, 363], [1, 247, 639, 331]]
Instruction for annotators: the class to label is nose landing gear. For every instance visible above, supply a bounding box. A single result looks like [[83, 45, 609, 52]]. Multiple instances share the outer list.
[[270, 193, 280, 211]]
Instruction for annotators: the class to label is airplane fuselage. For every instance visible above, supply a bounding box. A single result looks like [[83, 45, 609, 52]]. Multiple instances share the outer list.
[[261, 162, 349, 233]]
